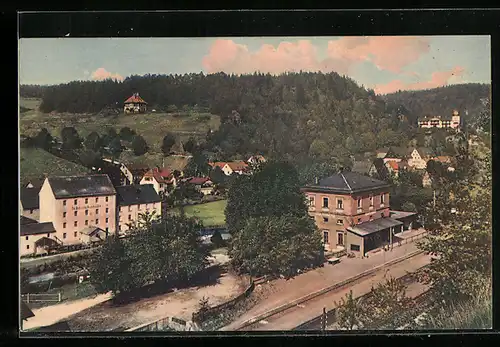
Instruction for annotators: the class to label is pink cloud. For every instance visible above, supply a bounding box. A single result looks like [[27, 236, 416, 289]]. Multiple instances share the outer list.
[[373, 66, 466, 94], [327, 36, 430, 73], [91, 68, 124, 81], [203, 37, 431, 76]]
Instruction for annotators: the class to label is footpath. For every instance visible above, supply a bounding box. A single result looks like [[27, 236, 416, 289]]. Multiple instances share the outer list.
[[221, 241, 422, 331]]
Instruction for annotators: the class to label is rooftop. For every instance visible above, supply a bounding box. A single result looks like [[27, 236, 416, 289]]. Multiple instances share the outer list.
[[116, 184, 162, 206], [20, 186, 41, 210], [20, 222, 56, 236], [351, 161, 373, 175], [47, 175, 116, 199], [390, 210, 418, 220], [124, 93, 147, 104], [20, 216, 38, 225], [347, 217, 403, 237], [303, 172, 390, 195]]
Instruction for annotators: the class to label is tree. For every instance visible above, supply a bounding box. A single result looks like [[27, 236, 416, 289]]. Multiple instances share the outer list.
[[334, 290, 366, 330], [79, 150, 101, 168], [184, 137, 197, 154], [161, 133, 176, 156], [61, 126, 82, 150], [225, 161, 309, 235], [34, 128, 53, 150], [109, 137, 123, 159], [88, 235, 137, 301], [209, 166, 226, 186], [131, 135, 148, 156], [210, 230, 225, 248], [184, 151, 210, 177], [401, 201, 417, 212], [229, 214, 323, 277], [84, 131, 103, 152], [417, 151, 491, 304], [119, 127, 136, 141]]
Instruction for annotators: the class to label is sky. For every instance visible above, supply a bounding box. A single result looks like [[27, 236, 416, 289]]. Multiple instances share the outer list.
[[19, 36, 490, 95]]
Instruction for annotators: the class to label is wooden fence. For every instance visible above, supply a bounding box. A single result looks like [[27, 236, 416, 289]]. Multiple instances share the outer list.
[[192, 277, 255, 323], [21, 293, 61, 304]]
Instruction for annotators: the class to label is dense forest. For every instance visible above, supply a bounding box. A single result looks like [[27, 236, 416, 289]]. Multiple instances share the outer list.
[[20, 73, 491, 166]]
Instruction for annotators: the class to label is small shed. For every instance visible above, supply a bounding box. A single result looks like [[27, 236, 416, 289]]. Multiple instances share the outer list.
[[79, 226, 108, 245]]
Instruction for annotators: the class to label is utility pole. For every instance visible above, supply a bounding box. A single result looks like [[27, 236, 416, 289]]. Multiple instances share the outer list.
[[321, 307, 327, 332], [433, 190, 436, 208]]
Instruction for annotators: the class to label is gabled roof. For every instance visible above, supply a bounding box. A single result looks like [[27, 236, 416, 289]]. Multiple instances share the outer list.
[[47, 175, 116, 199], [188, 177, 211, 185], [143, 167, 174, 184], [21, 222, 56, 236], [351, 161, 373, 175], [20, 216, 38, 225], [20, 187, 40, 210], [208, 162, 228, 169], [124, 93, 147, 104], [116, 184, 162, 206], [226, 161, 249, 171], [412, 147, 434, 157], [303, 172, 390, 195], [386, 147, 409, 159]]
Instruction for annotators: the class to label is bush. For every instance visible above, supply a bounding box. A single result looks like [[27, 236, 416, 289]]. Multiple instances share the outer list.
[[210, 231, 226, 248]]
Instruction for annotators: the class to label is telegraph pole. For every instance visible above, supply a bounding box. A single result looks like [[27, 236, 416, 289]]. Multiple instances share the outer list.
[[321, 307, 327, 332]]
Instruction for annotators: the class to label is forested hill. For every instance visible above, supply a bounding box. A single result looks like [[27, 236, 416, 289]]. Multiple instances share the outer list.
[[383, 83, 491, 128], [20, 74, 490, 165]]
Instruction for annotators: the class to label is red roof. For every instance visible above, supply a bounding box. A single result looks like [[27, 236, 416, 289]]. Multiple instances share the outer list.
[[188, 177, 210, 185], [143, 167, 173, 184], [124, 94, 147, 104], [226, 161, 249, 171], [208, 162, 227, 169], [386, 160, 399, 171]]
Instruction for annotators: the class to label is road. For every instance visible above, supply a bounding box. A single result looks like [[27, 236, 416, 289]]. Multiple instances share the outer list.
[[238, 252, 430, 331]]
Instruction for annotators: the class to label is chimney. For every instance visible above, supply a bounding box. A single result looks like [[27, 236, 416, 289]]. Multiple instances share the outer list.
[[315, 177, 319, 185]]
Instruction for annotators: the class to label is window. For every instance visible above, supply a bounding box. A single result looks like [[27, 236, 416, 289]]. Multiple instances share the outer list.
[[336, 219, 343, 226], [323, 217, 329, 223], [381, 194, 385, 204], [25, 236, 29, 240], [337, 199, 343, 210], [105, 197, 109, 202], [118, 225, 121, 231], [96, 197, 99, 203], [106, 218, 109, 223], [74, 221, 78, 227], [357, 198, 362, 208], [106, 227, 109, 232], [74, 199, 78, 205], [357, 218, 361, 224], [323, 231, 329, 244], [74, 231, 78, 237], [139, 204, 142, 210], [63, 233, 67, 239], [63, 222, 67, 228], [369, 215, 373, 221], [381, 213, 384, 218], [26, 245, 30, 250], [322, 197, 329, 208], [29, 209, 33, 214], [128, 206, 132, 212], [369, 195, 373, 207], [85, 210, 88, 216], [351, 244, 360, 252], [85, 220, 88, 226], [85, 198, 88, 204], [63, 200, 67, 206], [337, 233, 344, 246], [309, 196, 315, 207], [128, 215, 132, 221], [63, 212, 67, 218], [74, 211, 77, 217], [96, 209, 99, 214], [47, 233, 50, 237], [106, 208, 109, 214], [96, 219, 99, 224]]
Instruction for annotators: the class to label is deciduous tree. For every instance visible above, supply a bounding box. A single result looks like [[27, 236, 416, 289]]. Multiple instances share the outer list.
[[131, 135, 148, 156]]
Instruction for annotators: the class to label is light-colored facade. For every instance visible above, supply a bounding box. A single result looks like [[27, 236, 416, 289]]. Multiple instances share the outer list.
[[418, 110, 461, 129], [407, 148, 429, 170], [140, 168, 177, 196], [117, 201, 162, 233], [38, 176, 117, 246], [124, 93, 147, 114]]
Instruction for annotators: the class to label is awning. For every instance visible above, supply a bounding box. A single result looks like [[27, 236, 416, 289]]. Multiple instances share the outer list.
[[347, 218, 403, 237]]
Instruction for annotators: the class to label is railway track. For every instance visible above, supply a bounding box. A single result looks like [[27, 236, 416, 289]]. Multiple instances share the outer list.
[[235, 250, 426, 331]]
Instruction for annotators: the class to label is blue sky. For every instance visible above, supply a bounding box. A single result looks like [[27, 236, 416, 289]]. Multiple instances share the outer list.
[[19, 36, 490, 94]]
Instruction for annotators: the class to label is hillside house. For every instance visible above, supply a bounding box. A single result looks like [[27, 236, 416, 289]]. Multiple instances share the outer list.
[[208, 161, 249, 176], [124, 93, 147, 114], [418, 110, 461, 130], [407, 147, 434, 170], [385, 160, 409, 178], [140, 167, 177, 196], [351, 160, 378, 177], [302, 172, 416, 257], [116, 184, 162, 234], [38, 175, 117, 246]]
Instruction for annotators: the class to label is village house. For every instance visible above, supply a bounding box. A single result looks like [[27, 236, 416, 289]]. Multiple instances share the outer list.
[[126, 163, 151, 184], [247, 155, 267, 166], [38, 175, 117, 246], [208, 161, 249, 176], [79, 226, 108, 246], [301, 172, 416, 257], [20, 185, 41, 221], [407, 147, 434, 170], [124, 93, 148, 114], [186, 177, 215, 196], [351, 160, 378, 177], [418, 110, 461, 129], [140, 167, 178, 196], [20, 219, 57, 256], [115, 184, 162, 234]]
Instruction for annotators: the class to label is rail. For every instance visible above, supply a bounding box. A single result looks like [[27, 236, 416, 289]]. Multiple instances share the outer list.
[[21, 292, 61, 303], [235, 249, 425, 330]]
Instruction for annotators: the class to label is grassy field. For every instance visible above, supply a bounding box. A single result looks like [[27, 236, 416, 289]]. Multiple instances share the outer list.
[[170, 200, 227, 226], [19, 98, 220, 153], [20, 148, 90, 183]]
